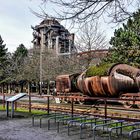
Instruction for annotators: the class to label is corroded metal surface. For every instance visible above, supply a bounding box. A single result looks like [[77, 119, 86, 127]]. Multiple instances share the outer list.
[[56, 74, 80, 93], [56, 75, 71, 93], [108, 64, 140, 96], [56, 64, 140, 98]]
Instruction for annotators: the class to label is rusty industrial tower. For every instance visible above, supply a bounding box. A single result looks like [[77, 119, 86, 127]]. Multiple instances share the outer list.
[[31, 18, 77, 56]]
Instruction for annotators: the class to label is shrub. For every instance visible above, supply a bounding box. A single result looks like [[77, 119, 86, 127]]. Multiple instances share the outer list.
[[86, 63, 114, 77]]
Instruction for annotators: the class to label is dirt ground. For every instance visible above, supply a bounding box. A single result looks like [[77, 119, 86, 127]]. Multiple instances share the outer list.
[[0, 111, 110, 140]]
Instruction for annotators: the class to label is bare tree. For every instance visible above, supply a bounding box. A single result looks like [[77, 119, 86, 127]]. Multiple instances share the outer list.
[[18, 47, 40, 82], [75, 21, 109, 68], [42, 50, 81, 80], [76, 21, 108, 51], [38, 0, 139, 23], [21, 47, 81, 82]]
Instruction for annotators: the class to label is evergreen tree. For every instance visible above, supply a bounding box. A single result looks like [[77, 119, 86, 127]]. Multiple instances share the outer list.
[[105, 10, 140, 67], [12, 44, 28, 64], [12, 44, 28, 81], [0, 35, 9, 82]]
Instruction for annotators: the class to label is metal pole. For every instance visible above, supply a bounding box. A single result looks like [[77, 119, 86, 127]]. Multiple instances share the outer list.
[[11, 101, 14, 118], [39, 28, 45, 95], [47, 96, 50, 114], [104, 99, 107, 119], [28, 82, 31, 113], [15, 102, 17, 110], [2, 84, 5, 108], [39, 47, 42, 96], [6, 101, 9, 117], [71, 98, 74, 117], [2, 94, 5, 108], [47, 80, 50, 95]]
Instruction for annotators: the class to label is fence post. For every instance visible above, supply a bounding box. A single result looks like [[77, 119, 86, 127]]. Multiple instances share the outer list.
[[28, 82, 31, 113], [47, 96, 50, 114], [71, 98, 74, 117], [104, 98, 107, 119], [2, 84, 5, 108]]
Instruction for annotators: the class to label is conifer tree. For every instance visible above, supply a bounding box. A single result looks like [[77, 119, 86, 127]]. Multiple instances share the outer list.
[[105, 10, 140, 67], [12, 44, 28, 81], [0, 35, 9, 82]]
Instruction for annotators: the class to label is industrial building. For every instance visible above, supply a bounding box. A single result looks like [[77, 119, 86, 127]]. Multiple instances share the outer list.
[[31, 18, 77, 56]]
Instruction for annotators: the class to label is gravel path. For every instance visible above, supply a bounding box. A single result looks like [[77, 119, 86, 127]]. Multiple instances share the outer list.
[[0, 111, 116, 140]]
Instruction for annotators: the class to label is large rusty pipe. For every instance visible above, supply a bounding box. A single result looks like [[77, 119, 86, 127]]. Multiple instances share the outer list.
[[76, 72, 91, 96], [108, 63, 140, 79], [101, 76, 113, 97], [76, 73, 106, 97], [56, 75, 71, 93], [76, 64, 140, 97], [108, 64, 140, 95], [89, 76, 106, 97], [56, 63, 140, 98], [56, 74, 80, 93]]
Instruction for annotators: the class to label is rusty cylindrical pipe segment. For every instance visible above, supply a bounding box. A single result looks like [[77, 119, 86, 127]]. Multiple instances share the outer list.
[[108, 64, 140, 95]]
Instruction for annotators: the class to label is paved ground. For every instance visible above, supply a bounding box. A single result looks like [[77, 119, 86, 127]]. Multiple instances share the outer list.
[[0, 111, 110, 140]]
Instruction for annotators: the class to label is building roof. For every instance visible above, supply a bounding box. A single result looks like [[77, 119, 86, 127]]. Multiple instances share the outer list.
[[77, 49, 108, 59]]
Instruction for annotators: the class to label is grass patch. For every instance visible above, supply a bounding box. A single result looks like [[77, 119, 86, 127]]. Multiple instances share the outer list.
[[0, 105, 6, 111], [0, 104, 48, 117], [16, 108, 48, 116], [86, 63, 114, 77]]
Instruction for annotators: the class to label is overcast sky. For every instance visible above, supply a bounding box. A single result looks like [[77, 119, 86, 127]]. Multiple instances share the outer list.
[[0, 0, 115, 53], [0, 0, 44, 52]]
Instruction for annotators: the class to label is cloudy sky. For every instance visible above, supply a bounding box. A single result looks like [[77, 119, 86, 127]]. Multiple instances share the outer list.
[[0, 0, 115, 53], [0, 0, 45, 52]]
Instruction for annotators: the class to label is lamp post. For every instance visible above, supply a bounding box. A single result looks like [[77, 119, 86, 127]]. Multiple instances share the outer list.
[[40, 27, 45, 95]]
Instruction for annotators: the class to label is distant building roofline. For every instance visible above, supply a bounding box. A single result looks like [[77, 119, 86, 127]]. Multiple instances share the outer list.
[[77, 49, 109, 55]]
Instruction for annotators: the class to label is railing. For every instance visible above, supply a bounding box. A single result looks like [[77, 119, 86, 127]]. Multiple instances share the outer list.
[[1, 93, 140, 122], [129, 128, 140, 140]]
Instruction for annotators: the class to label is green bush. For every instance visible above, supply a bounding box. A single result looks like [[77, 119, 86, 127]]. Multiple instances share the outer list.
[[86, 63, 114, 77]]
